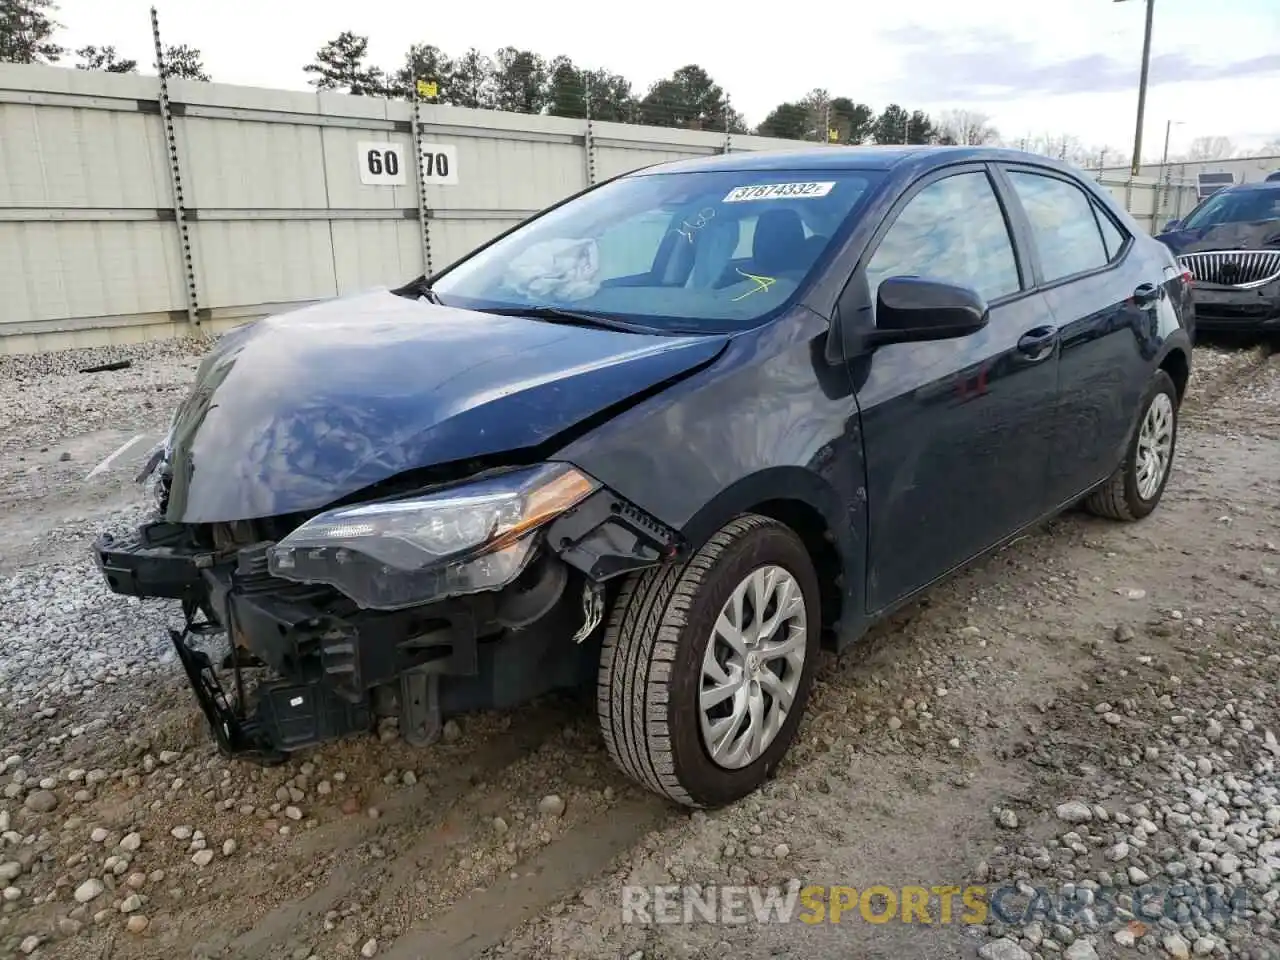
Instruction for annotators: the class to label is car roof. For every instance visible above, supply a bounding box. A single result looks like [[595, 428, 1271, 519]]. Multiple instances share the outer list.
[[630, 145, 1081, 176]]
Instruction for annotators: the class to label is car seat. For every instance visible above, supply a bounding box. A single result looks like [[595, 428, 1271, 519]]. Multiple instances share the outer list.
[[685, 217, 741, 289], [751, 208, 809, 276]]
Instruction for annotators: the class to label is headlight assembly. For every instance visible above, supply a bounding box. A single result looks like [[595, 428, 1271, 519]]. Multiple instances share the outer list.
[[266, 463, 598, 610]]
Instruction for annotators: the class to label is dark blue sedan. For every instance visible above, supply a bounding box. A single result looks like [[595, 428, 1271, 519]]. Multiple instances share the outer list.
[[95, 146, 1194, 807]]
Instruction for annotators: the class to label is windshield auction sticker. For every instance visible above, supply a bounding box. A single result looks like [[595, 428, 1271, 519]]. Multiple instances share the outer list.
[[723, 181, 836, 202]]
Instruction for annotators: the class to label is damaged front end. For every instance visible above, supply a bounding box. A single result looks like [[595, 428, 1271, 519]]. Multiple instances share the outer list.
[[94, 462, 681, 764]]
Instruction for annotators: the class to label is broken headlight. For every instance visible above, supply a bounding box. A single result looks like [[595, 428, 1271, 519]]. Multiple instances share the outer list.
[[266, 463, 597, 611]]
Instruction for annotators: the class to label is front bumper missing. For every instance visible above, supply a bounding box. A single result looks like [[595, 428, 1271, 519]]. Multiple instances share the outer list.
[[95, 529, 459, 762], [168, 619, 285, 764], [96, 530, 580, 763], [168, 604, 375, 764], [94, 484, 682, 762]]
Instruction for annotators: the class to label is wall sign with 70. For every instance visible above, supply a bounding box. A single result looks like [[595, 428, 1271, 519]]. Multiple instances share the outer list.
[[419, 143, 459, 185]]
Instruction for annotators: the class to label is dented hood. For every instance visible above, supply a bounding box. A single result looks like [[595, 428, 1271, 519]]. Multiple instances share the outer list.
[[162, 291, 727, 523], [1157, 219, 1280, 255]]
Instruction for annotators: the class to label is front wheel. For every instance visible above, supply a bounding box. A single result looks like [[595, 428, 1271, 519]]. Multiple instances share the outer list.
[[596, 514, 821, 808], [1084, 369, 1179, 521]]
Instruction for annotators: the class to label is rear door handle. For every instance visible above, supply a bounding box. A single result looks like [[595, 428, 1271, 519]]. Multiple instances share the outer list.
[[1016, 325, 1058, 360], [1132, 282, 1160, 307]]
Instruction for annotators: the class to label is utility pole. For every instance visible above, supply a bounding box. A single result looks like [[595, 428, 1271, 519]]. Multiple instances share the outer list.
[[1116, 0, 1155, 175]]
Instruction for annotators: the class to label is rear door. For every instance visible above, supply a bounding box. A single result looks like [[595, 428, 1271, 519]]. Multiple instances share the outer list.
[[850, 164, 1062, 611], [996, 165, 1153, 506]]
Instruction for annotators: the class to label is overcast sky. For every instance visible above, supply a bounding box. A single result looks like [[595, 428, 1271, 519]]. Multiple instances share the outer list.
[[51, 0, 1280, 159]]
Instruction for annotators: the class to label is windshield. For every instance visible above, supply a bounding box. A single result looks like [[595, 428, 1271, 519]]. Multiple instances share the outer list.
[[430, 168, 884, 333], [1180, 188, 1280, 230]]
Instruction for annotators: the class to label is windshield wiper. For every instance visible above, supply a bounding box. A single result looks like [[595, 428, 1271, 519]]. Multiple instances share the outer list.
[[485, 305, 666, 335], [417, 280, 444, 305]]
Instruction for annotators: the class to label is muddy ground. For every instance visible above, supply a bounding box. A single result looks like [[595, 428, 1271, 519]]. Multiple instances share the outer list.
[[0, 339, 1277, 960]]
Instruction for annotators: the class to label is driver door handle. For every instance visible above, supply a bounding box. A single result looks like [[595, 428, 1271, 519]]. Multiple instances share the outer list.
[[1016, 325, 1058, 361]]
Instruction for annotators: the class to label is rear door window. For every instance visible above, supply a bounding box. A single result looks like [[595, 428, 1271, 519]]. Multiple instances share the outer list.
[[1006, 171, 1109, 282]]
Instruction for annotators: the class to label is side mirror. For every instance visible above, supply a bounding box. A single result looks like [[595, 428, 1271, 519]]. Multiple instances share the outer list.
[[1162, 219, 1181, 233], [868, 276, 989, 347]]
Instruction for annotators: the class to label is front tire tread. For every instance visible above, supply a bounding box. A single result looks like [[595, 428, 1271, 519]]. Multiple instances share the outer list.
[[597, 514, 778, 807]]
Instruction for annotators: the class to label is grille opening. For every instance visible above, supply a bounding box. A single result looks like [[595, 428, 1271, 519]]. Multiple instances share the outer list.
[[1178, 250, 1280, 288]]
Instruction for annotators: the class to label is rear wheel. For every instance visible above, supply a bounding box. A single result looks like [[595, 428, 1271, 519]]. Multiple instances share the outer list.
[[1084, 369, 1179, 521], [596, 514, 820, 807]]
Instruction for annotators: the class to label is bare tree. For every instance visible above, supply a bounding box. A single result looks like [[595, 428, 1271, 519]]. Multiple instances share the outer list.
[[1184, 136, 1235, 161], [1093, 146, 1129, 170], [1024, 133, 1112, 169], [937, 109, 999, 146], [1242, 139, 1280, 158]]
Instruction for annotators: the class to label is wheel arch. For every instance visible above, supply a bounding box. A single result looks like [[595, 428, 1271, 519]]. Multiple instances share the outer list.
[[679, 467, 863, 644], [1158, 343, 1191, 405]]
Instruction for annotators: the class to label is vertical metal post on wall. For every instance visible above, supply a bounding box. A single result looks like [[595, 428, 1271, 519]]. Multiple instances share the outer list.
[[1156, 118, 1182, 230], [583, 76, 597, 186], [411, 88, 433, 277], [1155, 164, 1173, 235], [151, 6, 200, 327], [723, 93, 732, 154]]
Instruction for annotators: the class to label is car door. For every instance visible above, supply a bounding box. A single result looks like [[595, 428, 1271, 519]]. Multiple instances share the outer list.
[[997, 165, 1153, 506], [847, 164, 1062, 612]]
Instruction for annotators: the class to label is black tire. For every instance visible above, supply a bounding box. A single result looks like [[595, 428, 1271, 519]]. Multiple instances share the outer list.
[[596, 514, 821, 808], [1084, 369, 1179, 521]]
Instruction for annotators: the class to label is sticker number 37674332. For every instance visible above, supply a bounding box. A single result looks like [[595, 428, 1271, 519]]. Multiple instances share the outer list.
[[723, 181, 835, 202]]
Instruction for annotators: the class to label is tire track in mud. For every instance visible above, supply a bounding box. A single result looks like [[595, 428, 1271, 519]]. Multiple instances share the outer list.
[[218, 704, 582, 960], [1183, 340, 1273, 418], [1193, 349, 1280, 439], [379, 795, 666, 960]]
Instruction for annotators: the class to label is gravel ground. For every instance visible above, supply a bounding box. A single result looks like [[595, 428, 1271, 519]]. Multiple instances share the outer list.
[[0, 338, 1276, 960]]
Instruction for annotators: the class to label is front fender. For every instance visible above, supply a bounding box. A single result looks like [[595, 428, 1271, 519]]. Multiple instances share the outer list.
[[557, 309, 869, 646]]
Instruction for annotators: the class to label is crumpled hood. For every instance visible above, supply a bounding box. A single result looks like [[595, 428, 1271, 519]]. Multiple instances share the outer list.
[[163, 291, 727, 523], [1157, 219, 1280, 255]]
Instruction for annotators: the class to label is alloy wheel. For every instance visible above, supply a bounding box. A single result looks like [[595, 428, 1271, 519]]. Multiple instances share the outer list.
[[1136, 391, 1174, 501], [698, 565, 808, 770]]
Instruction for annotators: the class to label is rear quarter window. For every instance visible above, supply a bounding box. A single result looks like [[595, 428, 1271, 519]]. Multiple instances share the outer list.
[[1092, 203, 1129, 262]]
